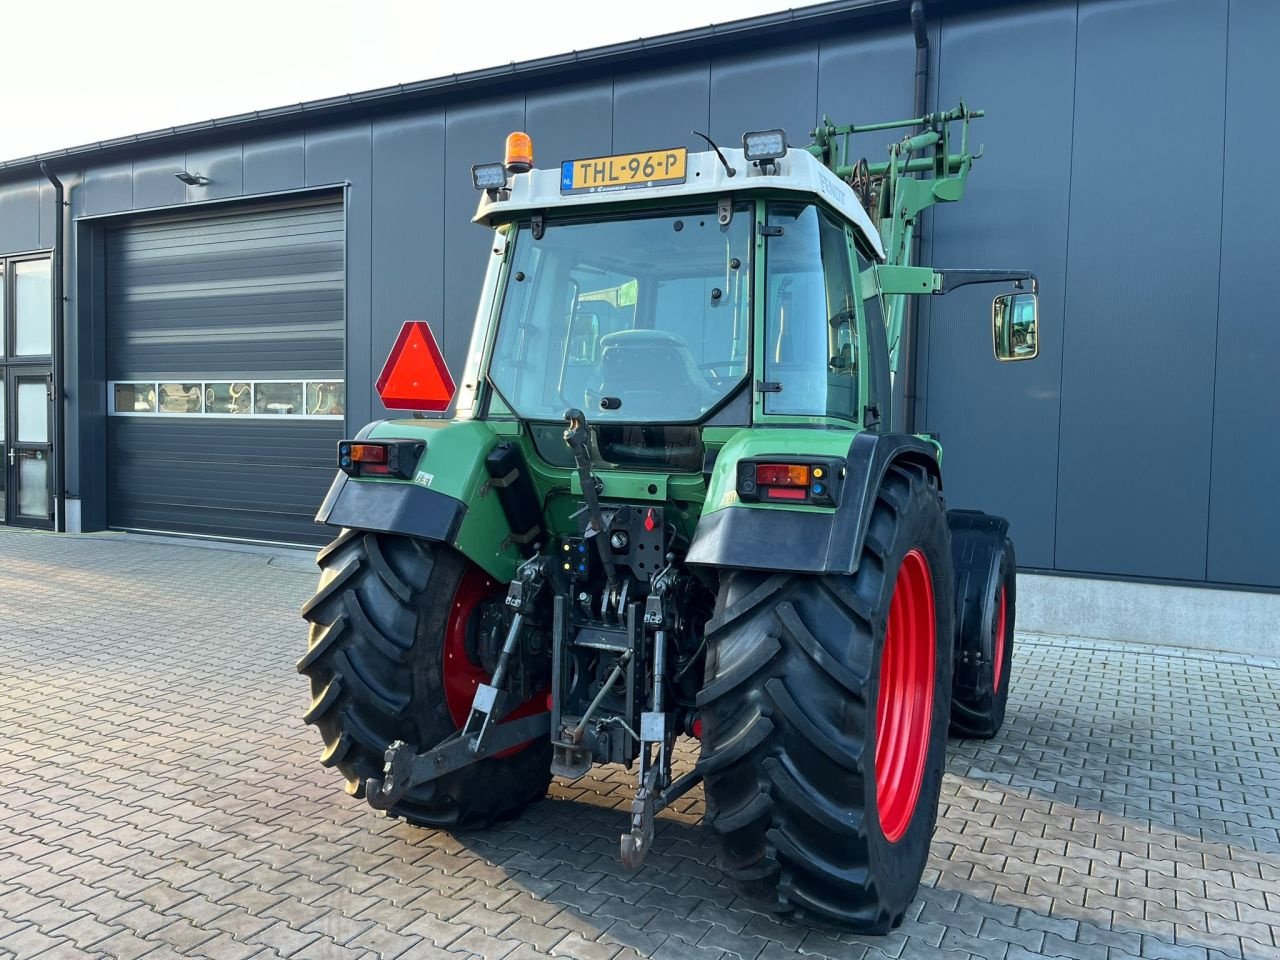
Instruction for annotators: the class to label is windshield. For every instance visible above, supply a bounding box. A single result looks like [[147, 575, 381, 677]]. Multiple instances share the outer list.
[[489, 205, 752, 423]]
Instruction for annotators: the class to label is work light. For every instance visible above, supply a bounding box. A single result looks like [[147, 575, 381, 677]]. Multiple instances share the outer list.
[[472, 162, 508, 191], [742, 129, 787, 161]]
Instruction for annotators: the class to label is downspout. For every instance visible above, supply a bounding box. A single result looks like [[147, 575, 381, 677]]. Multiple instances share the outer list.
[[899, 0, 928, 433], [39, 162, 66, 532]]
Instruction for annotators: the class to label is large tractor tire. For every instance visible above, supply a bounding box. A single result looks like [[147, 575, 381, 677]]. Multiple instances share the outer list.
[[298, 529, 551, 826], [949, 526, 1016, 740], [698, 463, 954, 931]]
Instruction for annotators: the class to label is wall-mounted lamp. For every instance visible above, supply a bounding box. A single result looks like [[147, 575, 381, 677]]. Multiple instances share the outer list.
[[175, 171, 209, 186]]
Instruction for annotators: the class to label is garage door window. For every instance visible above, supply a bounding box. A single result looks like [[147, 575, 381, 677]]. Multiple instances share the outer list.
[[109, 379, 344, 418]]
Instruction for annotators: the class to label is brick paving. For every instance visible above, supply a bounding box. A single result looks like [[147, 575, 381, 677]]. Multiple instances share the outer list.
[[1, 526, 1278, 960]]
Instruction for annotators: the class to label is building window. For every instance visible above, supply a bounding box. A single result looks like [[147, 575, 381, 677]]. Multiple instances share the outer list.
[[108, 379, 345, 419], [13, 259, 52, 357]]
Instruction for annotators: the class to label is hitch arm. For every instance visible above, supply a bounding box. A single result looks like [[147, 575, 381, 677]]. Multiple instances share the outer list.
[[366, 711, 552, 810]]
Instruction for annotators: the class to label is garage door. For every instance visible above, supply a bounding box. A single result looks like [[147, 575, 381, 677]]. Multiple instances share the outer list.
[[105, 196, 345, 546]]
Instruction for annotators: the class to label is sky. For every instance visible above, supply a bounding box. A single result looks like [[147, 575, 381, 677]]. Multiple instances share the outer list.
[[0, 0, 827, 162]]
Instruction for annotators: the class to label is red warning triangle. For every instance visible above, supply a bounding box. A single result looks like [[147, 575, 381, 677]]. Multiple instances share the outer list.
[[376, 321, 456, 412]]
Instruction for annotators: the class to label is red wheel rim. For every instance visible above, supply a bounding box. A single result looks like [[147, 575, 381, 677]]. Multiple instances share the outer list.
[[992, 585, 1008, 693], [442, 564, 546, 756], [875, 548, 936, 844]]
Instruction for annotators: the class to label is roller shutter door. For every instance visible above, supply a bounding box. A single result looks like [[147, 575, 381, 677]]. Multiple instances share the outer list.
[[105, 196, 344, 545]]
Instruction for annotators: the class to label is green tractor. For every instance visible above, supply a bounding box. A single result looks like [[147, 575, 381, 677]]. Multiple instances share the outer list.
[[300, 100, 1038, 930]]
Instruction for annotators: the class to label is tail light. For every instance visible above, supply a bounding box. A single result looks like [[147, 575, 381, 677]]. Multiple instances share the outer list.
[[737, 458, 843, 506], [338, 440, 424, 480]]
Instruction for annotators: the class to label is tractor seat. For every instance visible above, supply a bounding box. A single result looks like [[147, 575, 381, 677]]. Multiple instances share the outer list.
[[587, 329, 716, 419]]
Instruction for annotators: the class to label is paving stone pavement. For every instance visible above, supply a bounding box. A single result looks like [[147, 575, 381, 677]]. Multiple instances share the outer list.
[[1, 526, 1278, 960]]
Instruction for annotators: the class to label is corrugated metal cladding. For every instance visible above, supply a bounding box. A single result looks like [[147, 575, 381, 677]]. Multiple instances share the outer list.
[[104, 198, 344, 544], [0, 0, 1274, 588]]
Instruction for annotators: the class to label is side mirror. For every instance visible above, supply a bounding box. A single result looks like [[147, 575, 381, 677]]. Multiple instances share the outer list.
[[992, 292, 1038, 361]]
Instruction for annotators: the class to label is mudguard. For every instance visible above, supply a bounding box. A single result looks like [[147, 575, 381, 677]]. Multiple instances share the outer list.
[[948, 509, 1012, 693], [686, 430, 942, 575], [313, 419, 524, 581]]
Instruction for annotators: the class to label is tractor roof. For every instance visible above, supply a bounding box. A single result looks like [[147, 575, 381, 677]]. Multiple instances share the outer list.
[[474, 147, 886, 262]]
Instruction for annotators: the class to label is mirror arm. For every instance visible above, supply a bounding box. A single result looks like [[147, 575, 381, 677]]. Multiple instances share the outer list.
[[935, 269, 1038, 296]]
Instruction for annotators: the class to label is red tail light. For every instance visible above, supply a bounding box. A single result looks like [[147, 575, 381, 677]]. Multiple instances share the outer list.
[[764, 486, 808, 501], [756, 463, 810, 487]]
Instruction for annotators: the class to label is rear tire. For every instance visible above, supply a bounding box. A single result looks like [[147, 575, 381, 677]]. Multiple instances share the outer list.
[[298, 530, 551, 827], [949, 536, 1016, 739], [698, 463, 954, 931]]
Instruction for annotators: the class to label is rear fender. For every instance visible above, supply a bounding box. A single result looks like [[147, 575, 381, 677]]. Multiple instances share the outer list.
[[947, 510, 1011, 692], [687, 430, 942, 575], [315, 419, 523, 581]]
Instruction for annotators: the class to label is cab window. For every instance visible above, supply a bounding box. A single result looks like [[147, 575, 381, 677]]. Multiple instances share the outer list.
[[763, 203, 859, 420]]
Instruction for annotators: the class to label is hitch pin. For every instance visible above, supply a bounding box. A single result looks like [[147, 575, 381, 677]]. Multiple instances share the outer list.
[[572, 651, 631, 740]]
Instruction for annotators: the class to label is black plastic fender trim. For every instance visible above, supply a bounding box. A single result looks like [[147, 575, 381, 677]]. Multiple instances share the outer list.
[[315, 472, 466, 544], [687, 431, 942, 575]]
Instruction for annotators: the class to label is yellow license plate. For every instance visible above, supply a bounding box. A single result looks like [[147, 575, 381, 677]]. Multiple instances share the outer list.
[[560, 148, 687, 194]]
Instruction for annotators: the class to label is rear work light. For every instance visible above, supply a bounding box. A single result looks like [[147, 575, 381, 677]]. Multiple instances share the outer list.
[[742, 129, 787, 162], [472, 162, 508, 191], [338, 440, 424, 480], [737, 458, 844, 507]]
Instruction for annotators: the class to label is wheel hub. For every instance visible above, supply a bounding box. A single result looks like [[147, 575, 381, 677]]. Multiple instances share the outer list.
[[874, 548, 936, 844]]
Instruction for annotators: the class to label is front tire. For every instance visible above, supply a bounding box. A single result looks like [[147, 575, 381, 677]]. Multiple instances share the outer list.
[[698, 463, 954, 931], [298, 530, 551, 826]]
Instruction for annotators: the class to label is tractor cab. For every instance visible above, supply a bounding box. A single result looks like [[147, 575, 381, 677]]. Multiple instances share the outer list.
[[460, 132, 889, 462]]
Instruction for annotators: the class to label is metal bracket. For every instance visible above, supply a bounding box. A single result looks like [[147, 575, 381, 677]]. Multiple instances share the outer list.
[[717, 195, 733, 226]]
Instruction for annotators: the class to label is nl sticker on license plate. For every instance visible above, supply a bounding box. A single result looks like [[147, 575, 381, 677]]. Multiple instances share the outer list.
[[560, 148, 687, 194]]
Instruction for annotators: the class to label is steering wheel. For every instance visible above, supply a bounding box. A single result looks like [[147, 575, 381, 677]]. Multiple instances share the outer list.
[[698, 360, 744, 381]]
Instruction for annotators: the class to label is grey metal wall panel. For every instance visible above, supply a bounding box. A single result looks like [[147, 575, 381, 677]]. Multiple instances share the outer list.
[[183, 145, 244, 201], [0, 179, 42, 254], [82, 162, 133, 216], [920, 2, 1077, 571], [443, 99, 525, 372], [526, 83, 614, 170], [1054, 0, 1227, 581], [709, 45, 819, 152], [1206, 0, 1280, 588], [132, 154, 186, 210], [106, 417, 340, 545], [306, 127, 369, 427], [816, 27, 919, 132], [105, 198, 344, 379], [243, 135, 305, 195], [371, 113, 446, 419], [612, 64, 710, 155], [38, 180, 56, 251]]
